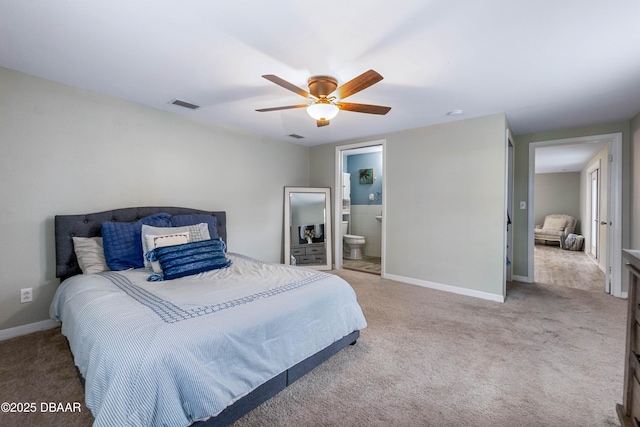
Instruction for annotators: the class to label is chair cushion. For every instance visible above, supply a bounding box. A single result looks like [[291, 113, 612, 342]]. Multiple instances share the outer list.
[[543, 217, 567, 230], [535, 229, 564, 238]]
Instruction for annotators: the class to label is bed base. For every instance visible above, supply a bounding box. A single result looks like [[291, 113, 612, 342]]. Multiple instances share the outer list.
[[74, 330, 359, 426], [198, 330, 359, 426]]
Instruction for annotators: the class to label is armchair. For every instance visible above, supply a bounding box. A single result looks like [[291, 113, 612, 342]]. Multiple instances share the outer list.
[[534, 214, 576, 249]]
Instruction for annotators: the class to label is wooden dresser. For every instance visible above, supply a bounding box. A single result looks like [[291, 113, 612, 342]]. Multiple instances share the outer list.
[[291, 242, 326, 265], [618, 250, 640, 426]]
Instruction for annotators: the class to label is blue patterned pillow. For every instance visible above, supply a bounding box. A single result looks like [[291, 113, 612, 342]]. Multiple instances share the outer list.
[[102, 213, 172, 271], [148, 238, 230, 281], [170, 214, 218, 239]]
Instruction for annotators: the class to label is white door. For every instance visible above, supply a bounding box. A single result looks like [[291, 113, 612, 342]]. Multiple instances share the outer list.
[[590, 168, 599, 259]]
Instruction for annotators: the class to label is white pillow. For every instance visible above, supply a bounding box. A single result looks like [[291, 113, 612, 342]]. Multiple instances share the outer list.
[[141, 223, 211, 269], [144, 232, 191, 273], [72, 236, 110, 274]]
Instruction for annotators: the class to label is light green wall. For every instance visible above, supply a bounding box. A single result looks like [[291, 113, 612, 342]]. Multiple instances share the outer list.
[[632, 112, 640, 248], [513, 122, 632, 289], [310, 114, 508, 298], [534, 172, 581, 231], [0, 67, 310, 330]]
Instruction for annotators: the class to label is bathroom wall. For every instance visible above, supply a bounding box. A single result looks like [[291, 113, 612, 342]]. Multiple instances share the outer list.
[[350, 206, 382, 257], [347, 152, 383, 205], [345, 151, 383, 257]]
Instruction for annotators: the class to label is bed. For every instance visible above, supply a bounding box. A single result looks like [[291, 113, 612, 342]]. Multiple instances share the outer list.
[[51, 207, 366, 427]]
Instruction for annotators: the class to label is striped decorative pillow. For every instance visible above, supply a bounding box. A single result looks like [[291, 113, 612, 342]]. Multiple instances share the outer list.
[[148, 238, 230, 281], [144, 231, 191, 273]]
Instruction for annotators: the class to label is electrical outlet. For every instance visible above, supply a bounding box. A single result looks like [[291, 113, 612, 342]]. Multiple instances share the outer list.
[[20, 288, 33, 303]]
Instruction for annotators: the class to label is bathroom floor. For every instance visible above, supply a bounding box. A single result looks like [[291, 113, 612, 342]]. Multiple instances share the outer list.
[[342, 256, 381, 275]]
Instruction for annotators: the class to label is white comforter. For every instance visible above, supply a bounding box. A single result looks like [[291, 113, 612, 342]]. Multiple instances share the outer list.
[[50, 253, 367, 427]]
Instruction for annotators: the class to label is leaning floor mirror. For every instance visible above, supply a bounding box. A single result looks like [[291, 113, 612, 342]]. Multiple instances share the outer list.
[[284, 187, 332, 270]]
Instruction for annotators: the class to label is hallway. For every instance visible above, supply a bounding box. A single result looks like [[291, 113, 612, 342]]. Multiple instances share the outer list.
[[534, 244, 605, 292]]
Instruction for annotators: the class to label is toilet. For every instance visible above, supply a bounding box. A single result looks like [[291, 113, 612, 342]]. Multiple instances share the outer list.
[[342, 221, 366, 260]]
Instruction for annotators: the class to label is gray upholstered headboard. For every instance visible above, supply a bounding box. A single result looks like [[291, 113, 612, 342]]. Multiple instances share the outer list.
[[55, 207, 227, 281]]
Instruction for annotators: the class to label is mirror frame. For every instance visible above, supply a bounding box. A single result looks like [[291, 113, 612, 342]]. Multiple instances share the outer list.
[[284, 187, 332, 270]]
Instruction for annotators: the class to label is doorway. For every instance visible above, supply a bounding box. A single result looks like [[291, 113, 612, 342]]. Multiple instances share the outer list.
[[528, 133, 622, 297], [334, 140, 386, 275]]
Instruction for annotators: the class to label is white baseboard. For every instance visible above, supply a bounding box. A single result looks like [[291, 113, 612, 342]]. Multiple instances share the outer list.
[[512, 275, 531, 283], [384, 273, 505, 303], [0, 319, 60, 342]]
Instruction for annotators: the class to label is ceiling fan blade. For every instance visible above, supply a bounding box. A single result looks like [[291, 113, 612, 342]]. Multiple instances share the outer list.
[[317, 119, 330, 127], [256, 104, 309, 112], [262, 75, 318, 100], [332, 70, 383, 100], [338, 102, 391, 115]]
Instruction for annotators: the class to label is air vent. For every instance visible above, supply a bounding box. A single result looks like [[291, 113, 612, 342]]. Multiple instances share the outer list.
[[288, 134, 305, 139], [169, 99, 200, 110]]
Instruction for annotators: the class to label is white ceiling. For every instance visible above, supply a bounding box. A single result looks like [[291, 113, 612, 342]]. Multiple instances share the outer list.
[[1, 1, 639, 148], [535, 139, 609, 174]]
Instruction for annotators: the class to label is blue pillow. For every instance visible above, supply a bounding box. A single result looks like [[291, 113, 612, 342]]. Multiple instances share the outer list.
[[147, 238, 230, 281], [102, 213, 172, 271], [170, 214, 218, 239]]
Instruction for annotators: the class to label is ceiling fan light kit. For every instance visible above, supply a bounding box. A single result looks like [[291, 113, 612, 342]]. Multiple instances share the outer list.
[[257, 69, 391, 127], [307, 101, 339, 121]]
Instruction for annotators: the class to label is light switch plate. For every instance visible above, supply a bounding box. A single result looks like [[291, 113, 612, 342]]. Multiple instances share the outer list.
[[520, 201, 527, 209]]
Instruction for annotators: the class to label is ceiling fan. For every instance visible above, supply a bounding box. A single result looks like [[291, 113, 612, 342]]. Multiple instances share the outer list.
[[256, 69, 391, 127]]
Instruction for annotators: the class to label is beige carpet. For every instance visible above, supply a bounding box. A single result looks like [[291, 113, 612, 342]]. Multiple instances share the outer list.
[[534, 244, 605, 292], [0, 269, 626, 427], [0, 324, 93, 427]]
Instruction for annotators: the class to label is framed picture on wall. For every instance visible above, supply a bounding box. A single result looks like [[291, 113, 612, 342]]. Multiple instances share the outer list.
[[359, 168, 373, 184]]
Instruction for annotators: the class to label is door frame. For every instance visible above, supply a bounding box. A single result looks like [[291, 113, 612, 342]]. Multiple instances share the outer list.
[[504, 129, 515, 294], [586, 159, 601, 263], [334, 139, 386, 274], [527, 132, 622, 297]]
